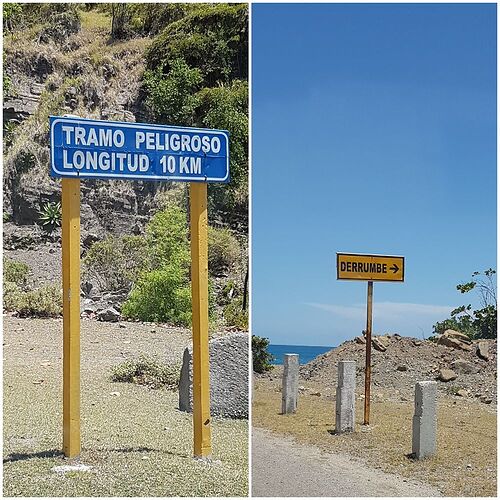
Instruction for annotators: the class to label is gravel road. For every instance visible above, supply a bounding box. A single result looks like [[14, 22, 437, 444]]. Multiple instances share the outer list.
[[252, 428, 441, 497]]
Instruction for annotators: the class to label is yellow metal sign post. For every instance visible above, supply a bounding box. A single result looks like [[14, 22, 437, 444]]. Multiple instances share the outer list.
[[337, 252, 404, 425], [189, 183, 212, 457], [62, 178, 81, 457], [53, 116, 228, 460]]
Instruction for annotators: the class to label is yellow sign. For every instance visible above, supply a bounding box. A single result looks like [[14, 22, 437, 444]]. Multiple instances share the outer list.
[[337, 253, 404, 282]]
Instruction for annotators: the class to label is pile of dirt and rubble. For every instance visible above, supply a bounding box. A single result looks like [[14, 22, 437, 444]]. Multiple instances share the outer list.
[[299, 330, 497, 404]]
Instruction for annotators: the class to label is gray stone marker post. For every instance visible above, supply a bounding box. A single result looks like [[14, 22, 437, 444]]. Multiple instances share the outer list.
[[412, 381, 437, 459], [335, 360, 356, 433], [281, 354, 299, 414]]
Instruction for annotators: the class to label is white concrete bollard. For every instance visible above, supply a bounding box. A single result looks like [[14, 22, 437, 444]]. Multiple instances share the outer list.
[[412, 381, 437, 459], [335, 360, 356, 433], [281, 354, 299, 414]]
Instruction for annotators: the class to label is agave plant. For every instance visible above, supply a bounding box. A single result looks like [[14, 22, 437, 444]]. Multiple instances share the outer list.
[[38, 201, 62, 231]]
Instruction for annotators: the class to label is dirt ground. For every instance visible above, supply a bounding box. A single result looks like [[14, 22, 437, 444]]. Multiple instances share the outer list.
[[253, 372, 496, 497], [3, 315, 248, 497]]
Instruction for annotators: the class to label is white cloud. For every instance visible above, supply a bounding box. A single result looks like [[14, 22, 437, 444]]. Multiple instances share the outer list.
[[305, 301, 454, 322]]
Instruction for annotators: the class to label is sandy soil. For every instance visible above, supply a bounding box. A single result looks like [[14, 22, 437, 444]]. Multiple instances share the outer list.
[[252, 427, 441, 497]]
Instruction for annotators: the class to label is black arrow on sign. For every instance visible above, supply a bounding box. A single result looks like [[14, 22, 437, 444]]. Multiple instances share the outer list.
[[390, 264, 399, 274]]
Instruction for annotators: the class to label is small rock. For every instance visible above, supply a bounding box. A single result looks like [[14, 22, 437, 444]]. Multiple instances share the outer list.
[[480, 396, 493, 404], [477, 342, 490, 361], [396, 365, 408, 372], [97, 307, 120, 322], [355, 336, 366, 344], [52, 464, 92, 474], [438, 368, 457, 382], [413, 340, 422, 346], [456, 389, 468, 397], [110, 391, 121, 397], [119, 323, 126, 329]]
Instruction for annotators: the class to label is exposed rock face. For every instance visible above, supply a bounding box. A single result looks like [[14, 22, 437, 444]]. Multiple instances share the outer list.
[[179, 332, 249, 419]]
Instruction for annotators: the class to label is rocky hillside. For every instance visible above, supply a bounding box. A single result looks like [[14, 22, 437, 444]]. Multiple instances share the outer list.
[[299, 330, 497, 404], [3, 4, 248, 328]]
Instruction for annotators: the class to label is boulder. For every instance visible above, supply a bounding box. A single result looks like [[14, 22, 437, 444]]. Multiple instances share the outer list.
[[372, 336, 389, 352], [438, 368, 457, 382], [179, 332, 248, 419], [442, 329, 472, 344], [97, 307, 120, 322], [451, 359, 479, 375], [477, 342, 490, 361], [436, 335, 472, 351]]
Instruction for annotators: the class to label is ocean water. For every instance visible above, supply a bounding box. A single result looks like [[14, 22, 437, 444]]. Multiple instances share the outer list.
[[268, 344, 334, 365]]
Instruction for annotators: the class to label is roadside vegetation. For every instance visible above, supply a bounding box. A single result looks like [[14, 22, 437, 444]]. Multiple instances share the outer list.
[[433, 269, 497, 339], [3, 3, 249, 330]]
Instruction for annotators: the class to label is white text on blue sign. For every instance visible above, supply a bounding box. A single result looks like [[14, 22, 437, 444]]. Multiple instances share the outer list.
[[50, 116, 229, 183]]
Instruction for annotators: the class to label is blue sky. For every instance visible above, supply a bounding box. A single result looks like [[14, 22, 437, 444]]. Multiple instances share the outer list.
[[252, 3, 497, 347]]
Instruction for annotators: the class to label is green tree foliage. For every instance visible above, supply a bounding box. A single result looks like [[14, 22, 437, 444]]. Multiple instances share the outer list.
[[143, 3, 248, 215], [122, 206, 193, 326], [122, 266, 192, 325], [146, 4, 248, 85], [433, 269, 497, 339], [3, 3, 78, 32], [143, 59, 203, 125], [252, 335, 274, 373], [144, 205, 190, 270]]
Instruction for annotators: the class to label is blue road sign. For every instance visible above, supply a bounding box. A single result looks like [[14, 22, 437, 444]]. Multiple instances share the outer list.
[[50, 116, 229, 183]]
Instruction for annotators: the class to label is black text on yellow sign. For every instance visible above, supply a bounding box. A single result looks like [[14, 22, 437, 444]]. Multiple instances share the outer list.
[[337, 253, 405, 282]]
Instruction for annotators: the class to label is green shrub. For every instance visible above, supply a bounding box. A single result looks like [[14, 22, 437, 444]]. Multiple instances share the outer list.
[[4, 284, 62, 317], [3, 258, 29, 287], [38, 201, 61, 231], [252, 335, 274, 373], [208, 226, 240, 276], [143, 59, 203, 125], [3, 281, 24, 311], [146, 205, 190, 269], [83, 235, 147, 292], [111, 355, 180, 390], [223, 296, 247, 330], [122, 266, 192, 326]]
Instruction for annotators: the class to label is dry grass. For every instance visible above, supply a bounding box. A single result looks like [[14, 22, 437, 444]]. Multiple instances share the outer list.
[[3, 317, 248, 497], [253, 379, 496, 497]]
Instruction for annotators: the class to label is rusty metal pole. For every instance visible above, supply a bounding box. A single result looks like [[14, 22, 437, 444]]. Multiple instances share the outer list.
[[364, 280, 373, 425]]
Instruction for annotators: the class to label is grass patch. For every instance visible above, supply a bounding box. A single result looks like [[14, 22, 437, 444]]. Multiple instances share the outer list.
[[79, 9, 111, 32], [111, 356, 180, 390], [253, 381, 496, 497]]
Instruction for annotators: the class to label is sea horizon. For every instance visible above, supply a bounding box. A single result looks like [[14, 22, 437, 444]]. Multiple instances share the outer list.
[[268, 343, 335, 365]]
